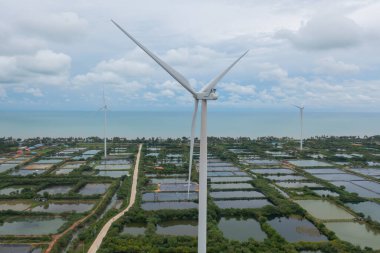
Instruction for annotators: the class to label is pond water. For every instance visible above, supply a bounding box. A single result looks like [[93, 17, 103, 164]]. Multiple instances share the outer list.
[[351, 181, 380, 194], [208, 171, 247, 177], [158, 183, 198, 192], [218, 217, 267, 241], [304, 168, 344, 174], [244, 159, 280, 166], [55, 168, 74, 175], [141, 201, 197, 210], [330, 181, 380, 198], [214, 199, 272, 209], [11, 169, 45, 176], [346, 201, 380, 223], [313, 189, 339, 197], [210, 177, 252, 183], [0, 186, 26, 195], [78, 183, 110, 195], [150, 178, 188, 184], [276, 182, 322, 188], [268, 216, 327, 242], [121, 223, 146, 235], [208, 167, 240, 172], [210, 191, 265, 199], [208, 162, 234, 167], [325, 222, 380, 249], [312, 173, 364, 182], [294, 200, 354, 220], [31, 202, 95, 213], [0, 201, 30, 211], [146, 173, 186, 178], [210, 183, 254, 190], [349, 168, 380, 177], [35, 159, 62, 164], [38, 185, 72, 195], [100, 159, 130, 165], [0, 217, 65, 235], [97, 170, 129, 178], [265, 175, 307, 181], [156, 220, 197, 236], [288, 160, 332, 167], [251, 168, 294, 175], [142, 192, 198, 202], [95, 164, 131, 170], [0, 163, 16, 173], [0, 244, 42, 253], [61, 163, 83, 169]]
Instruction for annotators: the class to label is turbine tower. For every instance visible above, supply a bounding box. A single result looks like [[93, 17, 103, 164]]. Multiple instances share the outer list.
[[112, 20, 247, 253], [294, 104, 304, 151], [100, 84, 109, 160]]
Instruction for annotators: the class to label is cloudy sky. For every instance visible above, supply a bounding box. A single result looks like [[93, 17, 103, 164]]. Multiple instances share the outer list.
[[1, 0, 380, 111]]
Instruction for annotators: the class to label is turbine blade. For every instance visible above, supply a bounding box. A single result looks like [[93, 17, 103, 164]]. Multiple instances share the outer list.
[[292, 104, 301, 109], [200, 50, 249, 93], [187, 99, 199, 198], [111, 20, 197, 96]]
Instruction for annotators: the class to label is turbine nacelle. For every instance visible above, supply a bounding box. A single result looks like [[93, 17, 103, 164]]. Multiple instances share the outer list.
[[195, 89, 218, 100]]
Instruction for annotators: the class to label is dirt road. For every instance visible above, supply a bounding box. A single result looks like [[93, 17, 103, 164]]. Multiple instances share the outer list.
[[87, 143, 142, 253]]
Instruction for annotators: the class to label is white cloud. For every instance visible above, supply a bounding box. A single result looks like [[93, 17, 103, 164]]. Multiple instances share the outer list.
[[276, 14, 362, 50], [314, 57, 360, 75], [219, 82, 256, 95], [13, 87, 43, 97]]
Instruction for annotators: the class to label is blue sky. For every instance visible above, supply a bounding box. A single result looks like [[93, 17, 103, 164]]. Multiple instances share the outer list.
[[1, 0, 380, 111]]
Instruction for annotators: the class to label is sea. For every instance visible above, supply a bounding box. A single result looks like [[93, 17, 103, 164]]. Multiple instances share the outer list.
[[0, 111, 379, 139]]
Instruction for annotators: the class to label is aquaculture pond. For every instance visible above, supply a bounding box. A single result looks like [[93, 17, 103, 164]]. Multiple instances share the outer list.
[[208, 167, 240, 172], [325, 222, 380, 249], [121, 223, 146, 236], [288, 160, 332, 167], [210, 190, 264, 199], [352, 180, 380, 194], [142, 192, 198, 202], [218, 217, 267, 241], [0, 201, 30, 211], [251, 168, 294, 174], [304, 168, 344, 174], [156, 220, 197, 236], [276, 182, 322, 188], [294, 200, 354, 220], [100, 159, 130, 165], [313, 189, 339, 197], [210, 183, 254, 190], [0, 244, 42, 253], [97, 170, 129, 178], [31, 202, 95, 213], [54, 168, 74, 175], [78, 183, 110, 195], [311, 173, 364, 182], [349, 168, 380, 177], [268, 216, 327, 242], [0, 217, 66, 235], [61, 162, 84, 169], [11, 169, 45, 176], [38, 185, 72, 195], [95, 164, 131, 170], [0, 186, 26, 195], [208, 171, 247, 177], [157, 183, 198, 192], [150, 178, 188, 184], [264, 175, 307, 181], [214, 199, 272, 209], [210, 177, 252, 183], [346, 201, 380, 223], [244, 159, 280, 165], [141, 201, 198, 210], [0, 163, 16, 173], [330, 181, 380, 198]]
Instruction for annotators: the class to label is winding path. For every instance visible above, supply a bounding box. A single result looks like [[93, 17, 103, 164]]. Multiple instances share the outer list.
[[88, 143, 142, 253]]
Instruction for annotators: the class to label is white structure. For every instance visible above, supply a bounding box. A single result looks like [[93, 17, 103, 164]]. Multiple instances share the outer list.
[[100, 84, 109, 159], [112, 20, 247, 253], [294, 105, 304, 151]]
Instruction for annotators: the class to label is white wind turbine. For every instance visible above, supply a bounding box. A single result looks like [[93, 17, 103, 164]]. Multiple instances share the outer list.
[[99, 84, 109, 160], [112, 20, 248, 253], [293, 104, 304, 151]]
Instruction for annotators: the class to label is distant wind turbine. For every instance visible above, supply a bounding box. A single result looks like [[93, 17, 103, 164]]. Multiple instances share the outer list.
[[111, 19, 248, 253], [99, 84, 109, 160], [293, 104, 304, 151]]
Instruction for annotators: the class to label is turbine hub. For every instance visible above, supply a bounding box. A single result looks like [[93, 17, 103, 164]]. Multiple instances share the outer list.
[[195, 89, 218, 100]]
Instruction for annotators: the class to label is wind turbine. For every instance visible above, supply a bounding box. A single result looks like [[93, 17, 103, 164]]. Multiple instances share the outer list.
[[99, 84, 109, 160], [111, 19, 248, 253], [293, 104, 304, 151]]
